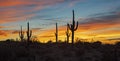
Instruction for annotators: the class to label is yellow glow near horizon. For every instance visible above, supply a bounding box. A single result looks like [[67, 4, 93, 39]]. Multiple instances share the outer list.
[[36, 25, 120, 44], [0, 24, 120, 44]]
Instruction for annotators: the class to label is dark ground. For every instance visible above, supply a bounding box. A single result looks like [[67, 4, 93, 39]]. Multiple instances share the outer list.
[[0, 40, 120, 61]]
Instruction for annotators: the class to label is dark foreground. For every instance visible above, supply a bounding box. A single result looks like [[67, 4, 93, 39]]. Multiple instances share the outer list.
[[0, 41, 120, 61]]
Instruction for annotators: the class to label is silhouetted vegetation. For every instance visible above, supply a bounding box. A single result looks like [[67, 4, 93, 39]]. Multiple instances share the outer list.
[[68, 10, 78, 44], [55, 23, 58, 43], [26, 22, 32, 42], [19, 26, 24, 42], [66, 23, 70, 43], [0, 10, 119, 61], [0, 40, 120, 61]]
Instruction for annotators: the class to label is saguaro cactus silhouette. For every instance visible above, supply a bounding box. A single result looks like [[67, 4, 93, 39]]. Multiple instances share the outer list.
[[68, 10, 78, 44], [19, 26, 24, 41], [26, 22, 32, 42], [55, 23, 58, 43], [66, 24, 70, 43]]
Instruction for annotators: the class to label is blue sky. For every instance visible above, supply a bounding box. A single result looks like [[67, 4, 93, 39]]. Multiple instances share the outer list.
[[0, 0, 120, 28]]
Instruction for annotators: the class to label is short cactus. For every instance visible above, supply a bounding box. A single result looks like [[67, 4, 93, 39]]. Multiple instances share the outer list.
[[66, 24, 70, 43], [19, 26, 24, 41]]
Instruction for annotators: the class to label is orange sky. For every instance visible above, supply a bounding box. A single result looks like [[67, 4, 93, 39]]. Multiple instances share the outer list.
[[0, 21, 120, 44], [37, 24, 120, 44]]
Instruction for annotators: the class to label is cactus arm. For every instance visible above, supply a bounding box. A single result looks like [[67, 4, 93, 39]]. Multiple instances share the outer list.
[[68, 33, 70, 37], [67, 10, 78, 44], [26, 22, 32, 41], [55, 33, 57, 37], [22, 32, 24, 37], [30, 30, 32, 37], [19, 31, 22, 39], [66, 31, 67, 36], [19, 32, 21, 37], [67, 23, 70, 37], [66, 31, 70, 37], [19, 26, 22, 37], [68, 24, 72, 30], [66, 23, 71, 43], [74, 21, 78, 31], [19, 26, 24, 41], [27, 31, 28, 36]]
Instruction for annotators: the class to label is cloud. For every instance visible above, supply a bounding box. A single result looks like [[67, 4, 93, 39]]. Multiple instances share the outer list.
[[0, 26, 6, 28], [0, 0, 64, 7], [31, 28, 43, 32], [11, 27, 42, 35], [107, 38, 120, 41], [0, 0, 83, 24], [0, 30, 19, 36], [0, 27, 43, 40], [0, 30, 7, 36], [0, 0, 66, 24], [39, 35, 54, 38], [78, 12, 120, 32], [0, 30, 14, 36], [12, 30, 22, 34], [68, 0, 82, 7]]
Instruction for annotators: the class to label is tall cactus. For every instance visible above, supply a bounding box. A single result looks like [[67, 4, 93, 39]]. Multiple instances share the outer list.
[[19, 26, 24, 41], [68, 10, 78, 44], [55, 23, 58, 43], [26, 22, 32, 42], [66, 24, 70, 43]]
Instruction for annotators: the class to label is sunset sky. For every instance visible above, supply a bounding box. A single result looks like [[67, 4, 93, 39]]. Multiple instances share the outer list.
[[0, 0, 120, 44]]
